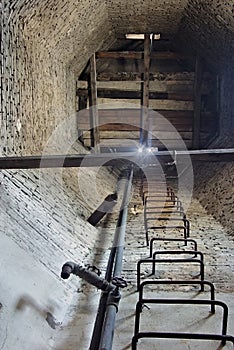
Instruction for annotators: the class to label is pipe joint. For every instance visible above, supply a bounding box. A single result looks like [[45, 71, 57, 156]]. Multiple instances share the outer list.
[[61, 261, 116, 293], [106, 291, 121, 313]]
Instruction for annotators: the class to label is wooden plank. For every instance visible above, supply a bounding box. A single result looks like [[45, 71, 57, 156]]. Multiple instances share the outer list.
[[77, 88, 194, 101], [78, 72, 195, 89], [89, 54, 100, 151], [97, 98, 194, 111], [82, 131, 193, 140], [95, 72, 195, 82], [83, 138, 193, 150], [96, 51, 187, 60], [192, 56, 203, 149], [78, 120, 216, 133], [77, 110, 219, 134], [77, 109, 195, 127], [81, 122, 194, 132]]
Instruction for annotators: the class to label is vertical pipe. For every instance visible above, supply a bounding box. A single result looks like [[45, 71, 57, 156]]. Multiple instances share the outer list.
[[140, 34, 151, 146], [98, 169, 133, 350], [89, 169, 133, 350]]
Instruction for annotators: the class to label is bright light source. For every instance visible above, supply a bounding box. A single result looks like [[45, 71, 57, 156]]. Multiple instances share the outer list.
[[147, 148, 152, 153], [126, 33, 161, 40], [125, 34, 145, 40], [138, 147, 143, 153], [154, 33, 161, 40]]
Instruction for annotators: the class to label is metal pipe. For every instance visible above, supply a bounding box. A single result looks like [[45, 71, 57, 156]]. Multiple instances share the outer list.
[[98, 169, 133, 350], [0, 148, 234, 169], [60, 261, 116, 292], [90, 169, 133, 350], [89, 246, 117, 350]]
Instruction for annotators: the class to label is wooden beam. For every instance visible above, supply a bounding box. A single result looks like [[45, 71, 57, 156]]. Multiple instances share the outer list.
[[77, 88, 194, 101], [0, 149, 234, 169], [92, 72, 195, 82], [77, 78, 196, 93], [79, 120, 194, 132], [89, 54, 100, 151], [96, 51, 187, 60], [78, 94, 88, 111], [96, 98, 193, 111], [82, 131, 193, 140], [141, 34, 151, 146], [192, 56, 203, 149], [77, 109, 195, 129]]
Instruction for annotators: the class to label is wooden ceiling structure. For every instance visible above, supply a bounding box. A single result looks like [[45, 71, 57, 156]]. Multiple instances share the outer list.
[[77, 35, 219, 153]]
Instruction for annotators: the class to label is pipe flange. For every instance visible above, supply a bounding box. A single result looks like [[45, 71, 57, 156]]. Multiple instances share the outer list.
[[112, 276, 127, 289]]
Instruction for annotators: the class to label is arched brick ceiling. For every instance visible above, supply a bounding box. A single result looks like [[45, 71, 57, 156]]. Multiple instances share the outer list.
[[106, 0, 189, 36], [16, 0, 233, 71], [178, 0, 234, 67], [2, 0, 233, 155]]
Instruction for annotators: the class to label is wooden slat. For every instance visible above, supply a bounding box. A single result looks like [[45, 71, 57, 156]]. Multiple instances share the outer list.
[[77, 110, 215, 133], [95, 72, 194, 82], [96, 51, 187, 60], [85, 122, 193, 132], [77, 89, 194, 101], [83, 138, 193, 149], [78, 80, 195, 93], [97, 98, 194, 111], [77, 109, 195, 126], [82, 131, 193, 140]]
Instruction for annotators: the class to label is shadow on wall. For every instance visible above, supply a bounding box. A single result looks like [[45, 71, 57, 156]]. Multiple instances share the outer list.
[[15, 294, 61, 329], [50, 211, 123, 350]]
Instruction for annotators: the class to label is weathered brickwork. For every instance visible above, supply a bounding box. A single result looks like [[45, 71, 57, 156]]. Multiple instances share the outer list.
[[106, 0, 188, 36], [0, 163, 117, 279], [1, 0, 233, 155], [1, 1, 234, 348], [193, 67, 234, 234], [179, 0, 234, 66], [1, 0, 114, 156], [194, 162, 234, 235]]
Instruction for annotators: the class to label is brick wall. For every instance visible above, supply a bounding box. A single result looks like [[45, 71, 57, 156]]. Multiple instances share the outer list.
[[0, 159, 118, 349], [1, 1, 234, 348], [1, 0, 114, 156], [193, 65, 234, 234]]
